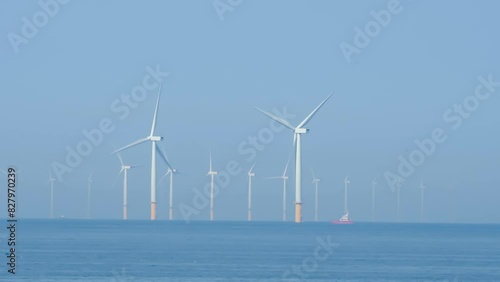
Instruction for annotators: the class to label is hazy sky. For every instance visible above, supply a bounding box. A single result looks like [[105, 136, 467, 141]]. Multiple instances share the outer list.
[[1, 0, 499, 223]]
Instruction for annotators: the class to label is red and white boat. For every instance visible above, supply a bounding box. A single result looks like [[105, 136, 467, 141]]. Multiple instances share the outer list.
[[332, 212, 353, 224]]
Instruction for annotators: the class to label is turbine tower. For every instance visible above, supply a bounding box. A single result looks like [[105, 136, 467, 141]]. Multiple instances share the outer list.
[[255, 93, 333, 223], [49, 170, 56, 219], [115, 153, 140, 220], [87, 172, 93, 219], [344, 175, 350, 214], [112, 85, 172, 220], [371, 177, 377, 222], [207, 150, 218, 221], [396, 177, 402, 222], [311, 168, 320, 222], [420, 179, 426, 222], [265, 158, 290, 221], [247, 163, 256, 221]]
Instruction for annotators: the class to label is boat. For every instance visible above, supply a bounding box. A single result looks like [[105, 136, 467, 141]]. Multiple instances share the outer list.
[[332, 212, 353, 224]]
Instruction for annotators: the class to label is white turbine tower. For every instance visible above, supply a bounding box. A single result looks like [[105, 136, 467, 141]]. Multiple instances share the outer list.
[[420, 179, 426, 222], [344, 175, 350, 214], [49, 170, 56, 219], [87, 172, 93, 219], [112, 85, 172, 220], [247, 163, 256, 221], [115, 153, 140, 220], [396, 177, 402, 222], [265, 158, 290, 221], [311, 168, 320, 222], [371, 177, 377, 222], [159, 147, 178, 221], [255, 93, 333, 223], [207, 150, 218, 221]]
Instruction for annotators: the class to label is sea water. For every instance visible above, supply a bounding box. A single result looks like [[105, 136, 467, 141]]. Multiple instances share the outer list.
[[3, 220, 500, 281]]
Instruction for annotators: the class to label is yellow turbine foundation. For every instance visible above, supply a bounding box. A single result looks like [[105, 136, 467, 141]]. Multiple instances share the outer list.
[[151, 202, 157, 220], [295, 203, 302, 223], [169, 208, 173, 220], [123, 205, 127, 220]]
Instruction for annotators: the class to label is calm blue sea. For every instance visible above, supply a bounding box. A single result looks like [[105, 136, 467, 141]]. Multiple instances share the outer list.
[[2, 220, 500, 281]]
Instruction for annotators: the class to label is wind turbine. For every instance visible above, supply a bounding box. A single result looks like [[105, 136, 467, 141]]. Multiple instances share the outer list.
[[112, 85, 172, 220], [159, 147, 178, 220], [371, 177, 377, 222], [247, 163, 256, 221], [87, 172, 93, 219], [420, 179, 426, 222], [49, 170, 56, 219], [265, 158, 290, 221], [207, 150, 218, 221], [255, 93, 333, 223], [396, 177, 402, 222], [115, 153, 140, 220], [344, 175, 350, 214], [311, 168, 320, 222]]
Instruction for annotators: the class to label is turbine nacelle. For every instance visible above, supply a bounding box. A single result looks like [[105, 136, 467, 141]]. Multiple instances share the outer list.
[[149, 136, 163, 142], [122, 165, 131, 170], [208, 171, 218, 175], [248, 172, 255, 177], [295, 128, 308, 134]]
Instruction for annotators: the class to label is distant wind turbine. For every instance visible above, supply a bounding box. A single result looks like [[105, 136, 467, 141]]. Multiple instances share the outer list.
[[115, 153, 140, 220], [344, 175, 350, 214], [247, 163, 256, 221], [420, 179, 426, 222], [265, 158, 290, 221], [207, 150, 218, 221], [87, 172, 94, 219], [311, 168, 320, 222], [112, 85, 172, 220], [159, 146, 178, 220], [49, 170, 56, 219], [396, 177, 402, 222], [371, 177, 377, 222], [255, 93, 333, 223]]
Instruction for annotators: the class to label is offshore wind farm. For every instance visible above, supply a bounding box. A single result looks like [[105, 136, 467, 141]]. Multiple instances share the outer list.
[[2, 1, 500, 280]]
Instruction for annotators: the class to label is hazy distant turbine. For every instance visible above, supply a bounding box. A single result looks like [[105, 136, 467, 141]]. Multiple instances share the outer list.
[[87, 172, 93, 219], [396, 178, 402, 222], [344, 175, 350, 214], [159, 147, 178, 221], [371, 177, 377, 222], [255, 93, 333, 223], [112, 85, 172, 220], [420, 180, 426, 222], [311, 168, 320, 222], [265, 158, 290, 222], [247, 163, 256, 221], [207, 150, 218, 221], [114, 153, 140, 220], [49, 170, 56, 219]]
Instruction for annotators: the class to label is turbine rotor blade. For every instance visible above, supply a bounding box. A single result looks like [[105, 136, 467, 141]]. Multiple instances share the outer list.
[[117, 152, 124, 166], [297, 92, 333, 129], [254, 107, 295, 131], [209, 149, 213, 172], [150, 84, 162, 137], [249, 162, 256, 174], [112, 137, 150, 154], [0, 168, 7, 176], [156, 143, 173, 171]]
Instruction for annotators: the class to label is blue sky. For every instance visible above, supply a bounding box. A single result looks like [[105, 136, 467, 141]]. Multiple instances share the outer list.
[[1, 0, 499, 222]]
